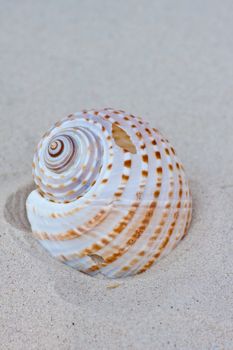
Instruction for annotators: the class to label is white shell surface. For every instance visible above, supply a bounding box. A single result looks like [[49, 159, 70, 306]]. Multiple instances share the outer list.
[[26, 108, 192, 278]]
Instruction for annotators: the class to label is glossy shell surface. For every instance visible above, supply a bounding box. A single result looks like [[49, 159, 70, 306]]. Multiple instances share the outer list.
[[26, 108, 192, 278]]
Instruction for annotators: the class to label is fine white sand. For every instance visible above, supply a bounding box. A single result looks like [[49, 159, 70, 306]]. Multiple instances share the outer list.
[[0, 1, 232, 349]]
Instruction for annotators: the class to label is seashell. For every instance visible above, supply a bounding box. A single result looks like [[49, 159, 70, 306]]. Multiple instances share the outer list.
[[26, 108, 192, 278]]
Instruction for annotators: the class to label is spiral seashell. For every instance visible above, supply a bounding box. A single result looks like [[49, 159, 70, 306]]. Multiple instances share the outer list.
[[26, 108, 192, 278]]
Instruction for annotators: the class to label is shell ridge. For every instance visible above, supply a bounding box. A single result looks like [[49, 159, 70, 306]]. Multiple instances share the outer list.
[[101, 126, 170, 277], [137, 139, 190, 274], [81, 118, 150, 272]]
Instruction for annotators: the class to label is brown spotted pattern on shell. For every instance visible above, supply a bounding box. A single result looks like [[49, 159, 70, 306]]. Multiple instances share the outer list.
[[26, 108, 192, 278]]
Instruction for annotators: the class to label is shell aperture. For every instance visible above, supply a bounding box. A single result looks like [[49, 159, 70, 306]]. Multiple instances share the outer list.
[[26, 108, 192, 278]]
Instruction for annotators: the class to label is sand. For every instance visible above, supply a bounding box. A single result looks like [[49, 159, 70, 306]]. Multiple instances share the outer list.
[[0, 1, 232, 349]]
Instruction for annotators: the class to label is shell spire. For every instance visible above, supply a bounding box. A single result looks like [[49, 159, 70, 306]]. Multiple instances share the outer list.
[[26, 108, 192, 278]]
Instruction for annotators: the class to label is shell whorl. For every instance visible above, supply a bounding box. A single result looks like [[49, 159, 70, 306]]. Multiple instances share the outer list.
[[27, 108, 192, 278], [33, 123, 104, 203]]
